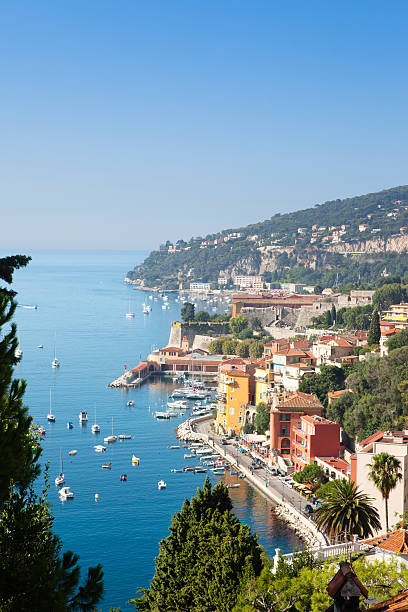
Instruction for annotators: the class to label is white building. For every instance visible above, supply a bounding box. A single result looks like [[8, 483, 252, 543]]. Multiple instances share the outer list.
[[233, 275, 263, 289], [189, 282, 212, 292]]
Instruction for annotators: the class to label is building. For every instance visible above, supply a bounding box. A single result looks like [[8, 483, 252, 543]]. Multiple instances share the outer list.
[[231, 293, 320, 316], [314, 456, 350, 480], [382, 303, 408, 329], [312, 336, 355, 366], [292, 414, 341, 473], [233, 275, 263, 289], [216, 362, 256, 435], [351, 431, 408, 534], [269, 391, 323, 460], [254, 362, 274, 405], [272, 348, 315, 391], [189, 282, 212, 292]]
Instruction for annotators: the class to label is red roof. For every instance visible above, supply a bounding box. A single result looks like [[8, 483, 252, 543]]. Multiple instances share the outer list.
[[364, 529, 408, 554], [275, 391, 323, 410], [359, 430, 385, 447], [366, 589, 408, 610], [316, 456, 349, 472]]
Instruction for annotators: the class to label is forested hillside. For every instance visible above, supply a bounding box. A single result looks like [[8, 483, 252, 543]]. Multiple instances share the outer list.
[[128, 185, 408, 289]]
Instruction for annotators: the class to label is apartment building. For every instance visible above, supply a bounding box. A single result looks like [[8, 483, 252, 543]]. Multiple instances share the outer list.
[[351, 431, 408, 534], [233, 275, 263, 289], [312, 336, 355, 366], [216, 361, 256, 435], [189, 282, 213, 291], [382, 303, 408, 329], [292, 414, 341, 473]]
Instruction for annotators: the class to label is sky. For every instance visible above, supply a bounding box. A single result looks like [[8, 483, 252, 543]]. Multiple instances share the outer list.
[[1, 1, 408, 250]]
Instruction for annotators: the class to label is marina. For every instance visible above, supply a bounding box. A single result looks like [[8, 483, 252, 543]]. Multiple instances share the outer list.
[[10, 250, 301, 611]]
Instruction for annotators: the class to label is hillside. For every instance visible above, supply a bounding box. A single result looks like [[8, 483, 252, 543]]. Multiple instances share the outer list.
[[127, 185, 408, 290]]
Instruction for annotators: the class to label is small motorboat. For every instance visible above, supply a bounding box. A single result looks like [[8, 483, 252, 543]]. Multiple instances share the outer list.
[[126, 400, 135, 406], [120, 474, 127, 481], [95, 493, 99, 502], [94, 445, 106, 453], [67, 422, 74, 429], [155, 411, 171, 419], [55, 473, 65, 486], [38, 344, 44, 349], [91, 423, 100, 434], [132, 455, 140, 465], [158, 480, 167, 490], [193, 468, 207, 474], [171, 469, 184, 473], [169, 445, 180, 449], [78, 411, 88, 423], [102, 462, 112, 470], [68, 450, 77, 456], [118, 434, 132, 440], [59, 486, 74, 500]]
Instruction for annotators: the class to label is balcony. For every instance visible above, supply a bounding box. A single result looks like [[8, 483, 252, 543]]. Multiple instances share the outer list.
[[217, 404, 226, 415], [292, 437, 306, 450]]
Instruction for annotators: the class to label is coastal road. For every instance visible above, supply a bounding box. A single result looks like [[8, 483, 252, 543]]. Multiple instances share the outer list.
[[194, 418, 317, 518]]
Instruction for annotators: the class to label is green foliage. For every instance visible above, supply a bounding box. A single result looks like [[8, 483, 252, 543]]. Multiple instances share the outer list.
[[208, 338, 225, 354], [249, 340, 264, 358], [368, 452, 402, 532], [314, 285, 323, 294], [298, 364, 346, 407], [367, 310, 381, 344], [70, 563, 104, 611], [373, 282, 407, 311], [133, 477, 263, 611], [314, 480, 381, 539], [249, 317, 263, 332], [229, 315, 248, 337], [195, 310, 211, 322], [254, 403, 269, 435], [181, 302, 195, 322], [0, 254, 31, 297], [237, 328, 253, 340], [222, 339, 239, 355], [292, 465, 327, 489], [315, 480, 338, 499], [387, 327, 408, 352], [242, 423, 255, 434], [326, 391, 354, 424]]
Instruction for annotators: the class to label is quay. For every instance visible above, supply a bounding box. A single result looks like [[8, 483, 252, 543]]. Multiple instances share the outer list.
[[177, 415, 328, 548]]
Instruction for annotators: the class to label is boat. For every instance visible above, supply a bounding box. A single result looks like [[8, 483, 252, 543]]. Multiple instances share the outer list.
[[155, 411, 171, 419], [51, 332, 60, 368], [120, 474, 127, 481], [125, 299, 135, 318], [193, 468, 207, 473], [47, 389, 56, 422], [166, 411, 178, 417], [167, 399, 188, 409], [68, 450, 77, 456], [142, 303, 151, 313], [118, 434, 132, 440], [183, 454, 195, 459], [102, 462, 112, 470], [79, 410, 88, 424], [94, 445, 106, 453], [230, 471, 238, 475], [66, 422, 74, 429], [91, 404, 100, 433], [171, 468, 184, 473], [59, 486, 74, 500], [227, 484, 241, 489], [169, 445, 180, 449], [55, 449, 65, 486], [132, 455, 140, 465], [126, 400, 135, 406], [15, 336, 23, 358], [38, 344, 44, 349], [158, 480, 167, 489], [104, 416, 117, 443]]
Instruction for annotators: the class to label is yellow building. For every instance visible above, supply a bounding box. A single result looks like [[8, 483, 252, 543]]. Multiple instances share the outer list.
[[254, 363, 274, 405], [216, 369, 251, 436]]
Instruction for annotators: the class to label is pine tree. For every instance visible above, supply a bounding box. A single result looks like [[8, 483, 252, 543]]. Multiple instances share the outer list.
[[132, 478, 263, 611], [368, 310, 381, 345], [331, 304, 336, 325]]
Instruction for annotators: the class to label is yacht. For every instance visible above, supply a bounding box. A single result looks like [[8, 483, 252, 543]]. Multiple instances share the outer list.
[[132, 455, 140, 465], [79, 410, 88, 423], [15, 337, 23, 358], [58, 486, 74, 500], [51, 333, 60, 368], [55, 449, 65, 486], [118, 434, 132, 440], [125, 299, 135, 318], [47, 390, 56, 422], [102, 462, 112, 470], [155, 411, 171, 420], [94, 445, 106, 453], [104, 417, 117, 443], [158, 480, 167, 490], [66, 422, 74, 429], [91, 405, 100, 433], [142, 303, 151, 313]]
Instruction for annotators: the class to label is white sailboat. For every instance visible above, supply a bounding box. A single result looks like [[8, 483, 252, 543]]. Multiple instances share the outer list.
[[15, 335, 23, 358], [51, 332, 60, 368], [47, 389, 56, 422], [91, 404, 100, 434], [104, 416, 117, 443], [55, 448, 65, 486], [125, 299, 135, 318]]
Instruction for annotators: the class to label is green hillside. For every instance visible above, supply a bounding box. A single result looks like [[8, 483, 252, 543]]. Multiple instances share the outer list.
[[128, 185, 408, 289]]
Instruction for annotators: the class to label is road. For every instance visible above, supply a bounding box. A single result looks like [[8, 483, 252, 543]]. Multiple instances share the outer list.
[[194, 418, 317, 518]]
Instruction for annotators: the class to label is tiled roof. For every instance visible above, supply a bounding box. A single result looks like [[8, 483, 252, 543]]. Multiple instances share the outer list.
[[275, 348, 308, 357], [366, 589, 408, 610], [364, 529, 408, 554], [316, 456, 349, 472], [328, 389, 349, 399], [161, 346, 185, 352], [276, 391, 323, 410], [359, 430, 384, 447], [302, 415, 338, 426], [223, 370, 249, 377]]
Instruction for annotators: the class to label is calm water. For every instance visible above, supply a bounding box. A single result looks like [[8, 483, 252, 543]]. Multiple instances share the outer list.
[[7, 250, 300, 610]]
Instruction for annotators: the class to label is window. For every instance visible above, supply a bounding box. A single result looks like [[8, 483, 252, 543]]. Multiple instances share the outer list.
[[229, 407, 234, 415], [280, 427, 288, 436], [280, 413, 290, 422]]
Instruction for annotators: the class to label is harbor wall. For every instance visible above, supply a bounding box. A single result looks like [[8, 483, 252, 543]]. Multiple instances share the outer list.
[[167, 323, 218, 352]]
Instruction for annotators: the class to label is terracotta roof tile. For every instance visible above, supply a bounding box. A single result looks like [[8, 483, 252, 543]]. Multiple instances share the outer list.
[[275, 391, 323, 410], [366, 589, 408, 610], [364, 529, 408, 554]]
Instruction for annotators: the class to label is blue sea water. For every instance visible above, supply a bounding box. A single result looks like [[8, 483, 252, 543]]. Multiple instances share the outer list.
[[6, 250, 300, 610]]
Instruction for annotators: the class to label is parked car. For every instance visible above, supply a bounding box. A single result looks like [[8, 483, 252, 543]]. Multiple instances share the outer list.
[[221, 439, 228, 445], [304, 504, 314, 515]]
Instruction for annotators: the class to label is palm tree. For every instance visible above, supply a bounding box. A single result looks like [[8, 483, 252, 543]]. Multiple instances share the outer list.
[[314, 480, 381, 541], [368, 452, 402, 532]]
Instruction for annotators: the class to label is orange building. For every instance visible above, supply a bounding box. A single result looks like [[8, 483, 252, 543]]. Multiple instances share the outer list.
[[292, 414, 341, 473]]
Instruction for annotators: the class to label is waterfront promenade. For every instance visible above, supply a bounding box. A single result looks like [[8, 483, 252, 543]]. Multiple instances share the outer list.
[[190, 417, 328, 547]]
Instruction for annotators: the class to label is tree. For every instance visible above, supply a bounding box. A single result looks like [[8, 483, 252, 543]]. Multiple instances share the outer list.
[[249, 317, 263, 332], [208, 338, 224, 354], [242, 423, 255, 434], [70, 564, 104, 611], [236, 341, 250, 358], [367, 310, 381, 345], [292, 465, 327, 490], [368, 452, 402, 532], [326, 391, 354, 425], [237, 328, 253, 340], [314, 480, 381, 540], [330, 304, 336, 325], [194, 310, 211, 322], [249, 340, 264, 358], [181, 302, 195, 322], [298, 364, 345, 407], [387, 327, 408, 352], [324, 309, 332, 327], [222, 339, 238, 355], [373, 283, 407, 312], [255, 403, 269, 435], [133, 478, 263, 611], [0, 254, 31, 297], [314, 285, 323, 295], [229, 315, 248, 337]]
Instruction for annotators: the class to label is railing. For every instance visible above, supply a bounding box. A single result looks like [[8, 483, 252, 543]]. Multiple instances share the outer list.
[[273, 541, 364, 571]]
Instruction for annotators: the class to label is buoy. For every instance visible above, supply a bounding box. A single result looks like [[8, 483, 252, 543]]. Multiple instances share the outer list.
[[95, 493, 99, 502]]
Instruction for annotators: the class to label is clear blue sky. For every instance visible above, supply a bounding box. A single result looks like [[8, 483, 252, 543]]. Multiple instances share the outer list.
[[1, 1, 408, 250]]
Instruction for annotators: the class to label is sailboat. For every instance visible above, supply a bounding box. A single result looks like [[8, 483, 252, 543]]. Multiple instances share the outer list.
[[47, 389, 56, 422], [91, 404, 100, 434], [55, 449, 65, 486], [104, 416, 117, 443], [125, 299, 135, 318], [15, 335, 23, 358], [51, 332, 60, 368]]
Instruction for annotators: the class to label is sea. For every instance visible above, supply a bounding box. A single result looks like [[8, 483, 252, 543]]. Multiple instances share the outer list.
[[6, 249, 300, 610]]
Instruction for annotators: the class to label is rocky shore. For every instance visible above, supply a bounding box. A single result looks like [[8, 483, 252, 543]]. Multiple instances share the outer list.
[[273, 504, 321, 548]]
